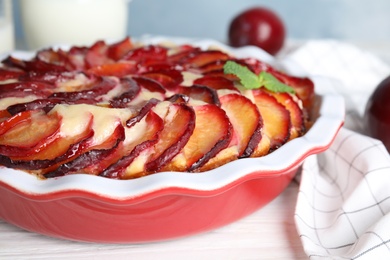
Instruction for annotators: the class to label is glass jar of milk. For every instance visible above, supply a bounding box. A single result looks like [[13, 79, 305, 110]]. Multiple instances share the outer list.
[[0, 0, 14, 54], [19, 0, 129, 50]]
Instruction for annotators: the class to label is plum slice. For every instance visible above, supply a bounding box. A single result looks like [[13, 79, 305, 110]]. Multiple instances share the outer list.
[[49, 76, 117, 101], [196, 60, 227, 74], [36, 48, 75, 71], [164, 104, 232, 172], [6, 97, 98, 115], [141, 69, 184, 91], [126, 98, 160, 127], [179, 50, 230, 68], [9, 113, 93, 162], [87, 62, 137, 77], [220, 93, 263, 158], [193, 75, 239, 92], [0, 110, 61, 157], [44, 123, 125, 178], [177, 85, 220, 105], [109, 78, 141, 108], [143, 102, 195, 173], [167, 45, 201, 64], [99, 110, 164, 179], [266, 90, 305, 139], [0, 110, 39, 135], [252, 90, 291, 153], [0, 102, 135, 174], [0, 67, 24, 81], [132, 76, 166, 94], [2, 56, 66, 73], [106, 37, 134, 61], [0, 81, 55, 99], [85, 40, 111, 68], [36, 104, 135, 177], [123, 45, 171, 72], [67, 46, 89, 70], [18, 71, 80, 85], [123, 45, 168, 63]]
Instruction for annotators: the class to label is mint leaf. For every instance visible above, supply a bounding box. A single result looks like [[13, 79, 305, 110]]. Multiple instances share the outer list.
[[258, 71, 295, 94], [223, 61, 295, 94], [223, 60, 260, 89]]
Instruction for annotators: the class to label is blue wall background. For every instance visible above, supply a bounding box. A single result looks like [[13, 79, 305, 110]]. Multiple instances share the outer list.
[[129, 0, 390, 43], [13, 0, 390, 46]]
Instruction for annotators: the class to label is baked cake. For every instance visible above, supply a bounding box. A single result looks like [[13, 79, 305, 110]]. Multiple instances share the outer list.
[[0, 37, 314, 179]]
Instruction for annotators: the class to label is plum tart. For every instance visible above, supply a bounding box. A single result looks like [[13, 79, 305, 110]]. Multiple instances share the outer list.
[[0, 37, 314, 179]]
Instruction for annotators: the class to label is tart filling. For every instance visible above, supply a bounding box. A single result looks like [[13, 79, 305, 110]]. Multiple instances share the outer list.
[[0, 37, 314, 179]]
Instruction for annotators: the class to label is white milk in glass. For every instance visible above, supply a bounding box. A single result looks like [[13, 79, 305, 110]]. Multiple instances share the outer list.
[[0, 0, 14, 54], [20, 0, 129, 50]]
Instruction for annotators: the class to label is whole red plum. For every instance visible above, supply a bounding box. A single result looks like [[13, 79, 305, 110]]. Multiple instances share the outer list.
[[364, 75, 390, 152], [228, 7, 286, 55]]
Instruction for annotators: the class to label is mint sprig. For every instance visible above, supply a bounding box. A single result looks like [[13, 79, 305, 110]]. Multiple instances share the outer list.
[[223, 60, 295, 94]]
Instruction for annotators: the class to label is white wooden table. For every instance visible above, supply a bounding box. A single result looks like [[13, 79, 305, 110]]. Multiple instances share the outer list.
[[0, 180, 307, 259]]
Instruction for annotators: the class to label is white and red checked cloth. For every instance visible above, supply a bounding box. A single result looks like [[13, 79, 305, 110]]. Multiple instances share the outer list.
[[282, 40, 390, 259]]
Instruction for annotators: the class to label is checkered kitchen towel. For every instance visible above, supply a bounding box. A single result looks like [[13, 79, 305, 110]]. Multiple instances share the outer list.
[[282, 40, 390, 259]]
